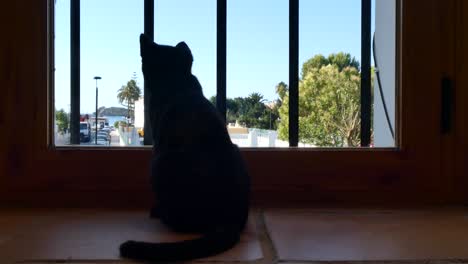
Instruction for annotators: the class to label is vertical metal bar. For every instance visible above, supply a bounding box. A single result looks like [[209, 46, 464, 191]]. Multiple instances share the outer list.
[[70, 0, 80, 144], [48, 0, 55, 147], [144, 0, 154, 40], [217, 0, 227, 122], [361, 0, 372, 147], [95, 83, 98, 145], [289, 0, 299, 147], [143, 0, 154, 145]]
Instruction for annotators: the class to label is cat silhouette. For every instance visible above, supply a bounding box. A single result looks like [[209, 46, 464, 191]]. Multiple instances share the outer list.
[[119, 34, 250, 262]]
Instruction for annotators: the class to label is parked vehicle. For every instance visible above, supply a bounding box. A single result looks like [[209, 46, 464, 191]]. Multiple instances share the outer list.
[[97, 135, 110, 145], [79, 122, 91, 142]]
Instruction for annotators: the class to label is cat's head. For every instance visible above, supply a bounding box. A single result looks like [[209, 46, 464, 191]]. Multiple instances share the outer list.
[[140, 34, 193, 78]]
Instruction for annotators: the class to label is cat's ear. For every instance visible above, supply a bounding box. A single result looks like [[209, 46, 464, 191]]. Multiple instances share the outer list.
[[176, 41, 192, 55], [176, 41, 193, 71], [140, 33, 155, 57]]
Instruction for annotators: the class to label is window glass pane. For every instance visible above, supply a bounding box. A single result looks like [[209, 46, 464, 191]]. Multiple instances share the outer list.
[[54, 0, 144, 146], [81, 0, 144, 146], [54, 0, 71, 145], [299, 0, 363, 148], [298, 0, 396, 148], [227, 0, 289, 148]]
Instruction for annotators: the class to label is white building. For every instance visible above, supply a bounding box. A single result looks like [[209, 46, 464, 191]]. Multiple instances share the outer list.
[[373, 0, 396, 147]]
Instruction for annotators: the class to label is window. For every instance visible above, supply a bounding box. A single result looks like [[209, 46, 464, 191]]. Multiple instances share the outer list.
[[0, 0, 459, 206], [54, 0, 395, 149], [54, 0, 144, 147], [299, 0, 367, 148], [226, 0, 289, 148]]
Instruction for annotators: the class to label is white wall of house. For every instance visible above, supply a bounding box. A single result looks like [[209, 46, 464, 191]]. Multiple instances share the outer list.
[[373, 0, 396, 147], [134, 97, 144, 129]]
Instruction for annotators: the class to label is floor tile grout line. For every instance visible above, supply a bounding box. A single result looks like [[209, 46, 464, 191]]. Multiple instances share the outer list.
[[255, 209, 279, 264]]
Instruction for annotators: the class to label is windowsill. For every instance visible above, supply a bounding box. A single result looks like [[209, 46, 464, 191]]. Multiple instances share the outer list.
[[51, 145, 399, 152], [1, 207, 468, 263]]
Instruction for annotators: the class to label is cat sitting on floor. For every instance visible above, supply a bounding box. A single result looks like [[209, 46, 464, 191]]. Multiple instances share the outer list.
[[119, 34, 250, 262]]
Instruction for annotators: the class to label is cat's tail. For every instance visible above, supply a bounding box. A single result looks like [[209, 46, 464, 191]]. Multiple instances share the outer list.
[[119, 227, 240, 262]]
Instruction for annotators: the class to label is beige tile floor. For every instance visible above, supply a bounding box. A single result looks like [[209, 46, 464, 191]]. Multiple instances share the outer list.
[[0, 209, 262, 263], [1, 208, 468, 264], [265, 208, 468, 262]]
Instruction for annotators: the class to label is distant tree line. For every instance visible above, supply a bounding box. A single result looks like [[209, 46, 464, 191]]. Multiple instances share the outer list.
[[209, 93, 280, 130]]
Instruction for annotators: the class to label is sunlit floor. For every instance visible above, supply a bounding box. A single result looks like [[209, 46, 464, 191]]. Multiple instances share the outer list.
[[1, 207, 468, 264]]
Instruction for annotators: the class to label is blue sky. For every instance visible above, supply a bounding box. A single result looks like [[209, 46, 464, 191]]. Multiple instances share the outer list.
[[55, 0, 374, 113]]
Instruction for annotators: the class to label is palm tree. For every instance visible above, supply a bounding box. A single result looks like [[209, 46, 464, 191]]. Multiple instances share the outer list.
[[117, 79, 141, 124]]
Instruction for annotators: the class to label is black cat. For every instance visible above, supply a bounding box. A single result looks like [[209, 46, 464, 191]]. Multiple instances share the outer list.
[[119, 34, 250, 262]]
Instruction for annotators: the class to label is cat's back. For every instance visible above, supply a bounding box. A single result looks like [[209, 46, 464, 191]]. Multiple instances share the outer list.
[[158, 87, 232, 150]]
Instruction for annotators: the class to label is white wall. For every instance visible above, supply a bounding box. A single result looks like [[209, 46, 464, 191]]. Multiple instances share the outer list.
[[134, 97, 144, 129], [373, 0, 396, 147]]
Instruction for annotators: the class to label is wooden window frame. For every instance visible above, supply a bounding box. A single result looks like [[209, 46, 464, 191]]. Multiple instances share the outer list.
[[0, 0, 465, 207], [455, 0, 468, 203]]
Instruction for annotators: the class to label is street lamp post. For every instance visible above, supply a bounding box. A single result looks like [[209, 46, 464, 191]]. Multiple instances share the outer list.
[[94, 76, 101, 145]]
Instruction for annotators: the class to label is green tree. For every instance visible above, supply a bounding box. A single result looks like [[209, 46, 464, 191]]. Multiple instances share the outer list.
[[275, 82, 288, 102], [264, 101, 280, 130], [278, 53, 362, 147], [226, 98, 241, 124], [117, 78, 141, 123], [237, 93, 270, 129], [301, 52, 360, 78], [55, 108, 69, 134], [209, 94, 279, 130], [209, 96, 241, 124]]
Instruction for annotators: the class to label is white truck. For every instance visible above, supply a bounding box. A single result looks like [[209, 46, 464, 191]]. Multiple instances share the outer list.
[[80, 121, 91, 142]]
